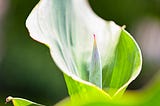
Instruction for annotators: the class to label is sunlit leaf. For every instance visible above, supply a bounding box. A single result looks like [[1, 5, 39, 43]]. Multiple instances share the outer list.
[[6, 96, 44, 106], [56, 72, 160, 106], [63, 74, 111, 105], [102, 29, 142, 97], [7, 74, 160, 106]]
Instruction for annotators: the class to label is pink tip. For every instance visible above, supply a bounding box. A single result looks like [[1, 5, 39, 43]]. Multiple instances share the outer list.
[[93, 34, 96, 39], [93, 34, 97, 45]]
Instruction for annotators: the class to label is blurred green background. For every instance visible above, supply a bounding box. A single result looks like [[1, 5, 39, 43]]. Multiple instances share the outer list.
[[0, 0, 160, 105]]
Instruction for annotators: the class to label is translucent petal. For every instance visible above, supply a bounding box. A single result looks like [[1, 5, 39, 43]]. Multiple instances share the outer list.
[[26, 0, 142, 97]]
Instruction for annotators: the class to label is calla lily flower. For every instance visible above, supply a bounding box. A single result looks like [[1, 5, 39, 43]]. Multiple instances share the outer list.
[[26, 0, 142, 103]]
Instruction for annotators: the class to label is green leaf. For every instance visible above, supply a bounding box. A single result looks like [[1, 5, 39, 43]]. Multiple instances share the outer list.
[[56, 74, 115, 106], [56, 72, 160, 106], [6, 96, 44, 106], [8, 84, 160, 106], [26, 0, 142, 99], [102, 29, 142, 97]]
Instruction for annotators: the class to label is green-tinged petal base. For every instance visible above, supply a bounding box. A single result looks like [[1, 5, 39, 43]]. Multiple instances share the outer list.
[[64, 74, 111, 105]]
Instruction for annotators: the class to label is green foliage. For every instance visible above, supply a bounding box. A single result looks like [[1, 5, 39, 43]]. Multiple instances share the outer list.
[[6, 96, 44, 106], [56, 72, 160, 106], [102, 29, 142, 97], [7, 78, 160, 106]]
